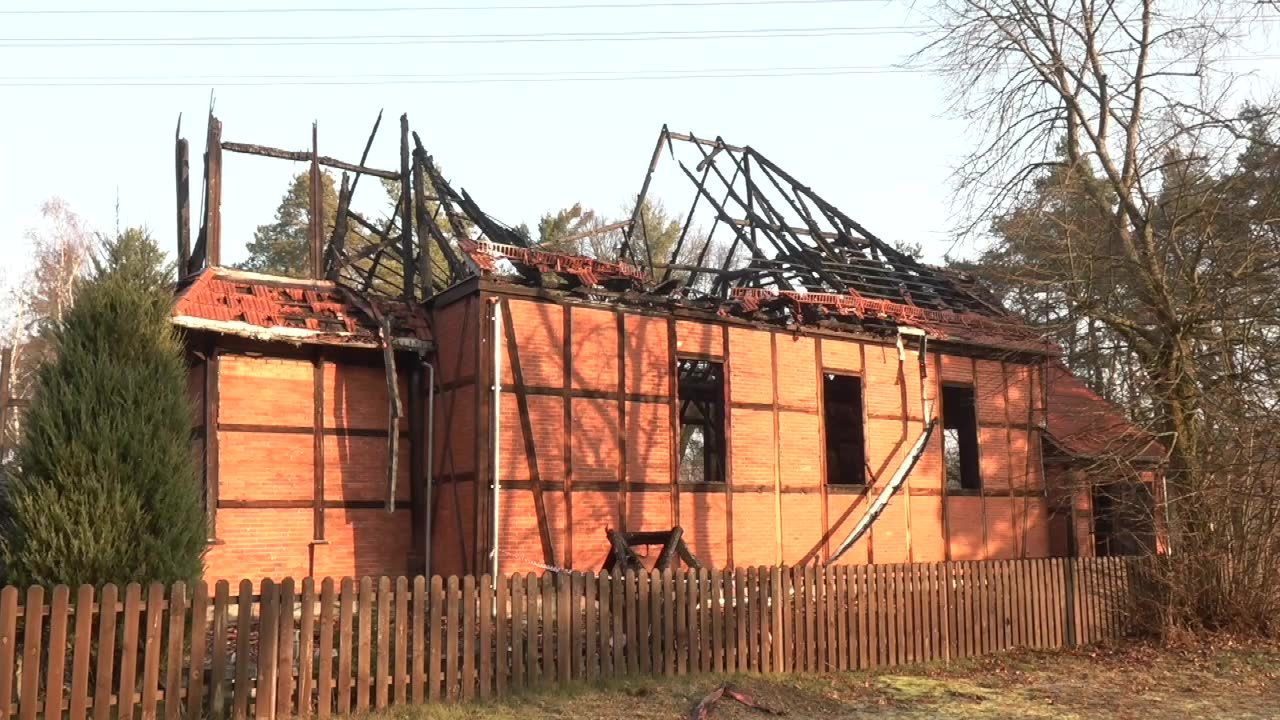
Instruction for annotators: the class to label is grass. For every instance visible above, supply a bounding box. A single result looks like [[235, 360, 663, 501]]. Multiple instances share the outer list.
[[361, 640, 1280, 720]]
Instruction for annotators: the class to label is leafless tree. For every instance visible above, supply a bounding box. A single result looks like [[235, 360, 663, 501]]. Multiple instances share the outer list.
[[924, 0, 1280, 633]]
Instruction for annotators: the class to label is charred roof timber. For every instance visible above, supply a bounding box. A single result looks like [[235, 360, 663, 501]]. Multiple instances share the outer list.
[[175, 113, 1052, 355]]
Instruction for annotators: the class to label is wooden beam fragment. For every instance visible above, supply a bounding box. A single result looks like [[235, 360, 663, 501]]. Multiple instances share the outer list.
[[220, 141, 400, 180]]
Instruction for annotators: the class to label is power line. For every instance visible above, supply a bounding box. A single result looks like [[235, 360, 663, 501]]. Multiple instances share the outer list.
[[0, 66, 923, 86], [0, 26, 931, 48], [6, 55, 1275, 86], [0, 0, 889, 14]]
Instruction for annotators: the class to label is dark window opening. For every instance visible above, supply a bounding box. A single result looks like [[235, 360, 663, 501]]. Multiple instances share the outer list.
[[1093, 481, 1156, 556], [823, 373, 866, 485], [677, 359, 725, 483], [943, 385, 981, 491]]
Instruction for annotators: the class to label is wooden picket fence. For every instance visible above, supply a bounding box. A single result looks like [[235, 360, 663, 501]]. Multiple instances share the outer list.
[[0, 556, 1139, 719]]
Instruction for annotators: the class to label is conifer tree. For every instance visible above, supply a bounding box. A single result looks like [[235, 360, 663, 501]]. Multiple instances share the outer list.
[[0, 229, 205, 587]]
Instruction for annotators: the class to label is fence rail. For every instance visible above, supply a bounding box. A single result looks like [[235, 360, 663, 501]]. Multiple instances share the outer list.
[[0, 557, 1137, 719]]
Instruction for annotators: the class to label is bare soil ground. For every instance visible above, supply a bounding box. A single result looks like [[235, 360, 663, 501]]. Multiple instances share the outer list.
[[373, 641, 1280, 720]]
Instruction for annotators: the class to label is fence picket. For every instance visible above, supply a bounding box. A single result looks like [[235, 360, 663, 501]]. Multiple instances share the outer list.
[[298, 578, 317, 719], [376, 577, 392, 708], [444, 576, 460, 702], [186, 582, 209, 719], [278, 578, 297, 719], [318, 579, 337, 719], [44, 586, 70, 720], [555, 573, 570, 688], [585, 573, 599, 681], [396, 577, 410, 705], [70, 585, 97, 720], [93, 584, 120, 720], [462, 576, 477, 702], [495, 574, 509, 697], [232, 580, 253, 720], [163, 582, 187, 720], [17, 586, 43, 720], [117, 584, 143, 720], [525, 574, 540, 688], [597, 573, 612, 679], [428, 576, 444, 701], [540, 573, 555, 687], [611, 571, 625, 676], [257, 579, 279, 720], [509, 576, 526, 691], [336, 579, 354, 715], [478, 575, 492, 700], [207, 582, 229, 719], [0, 557, 1151, 713], [412, 576, 427, 704], [356, 577, 373, 711]]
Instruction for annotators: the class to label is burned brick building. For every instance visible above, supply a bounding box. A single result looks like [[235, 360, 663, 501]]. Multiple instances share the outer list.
[[172, 115, 1164, 585]]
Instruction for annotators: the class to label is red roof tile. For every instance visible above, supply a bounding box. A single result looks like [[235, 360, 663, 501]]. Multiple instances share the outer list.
[[172, 268, 432, 349], [1045, 363, 1164, 463]]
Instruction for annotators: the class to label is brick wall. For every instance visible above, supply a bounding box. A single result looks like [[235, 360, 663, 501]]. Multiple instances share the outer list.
[[201, 349, 419, 587], [488, 292, 1060, 575]]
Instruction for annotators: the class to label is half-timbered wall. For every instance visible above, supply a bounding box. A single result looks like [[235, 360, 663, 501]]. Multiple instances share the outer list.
[[190, 340, 414, 587], [489, 292, 1054, 576]]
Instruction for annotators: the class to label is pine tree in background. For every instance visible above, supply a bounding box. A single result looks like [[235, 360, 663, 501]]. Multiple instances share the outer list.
[[0, 229, 205, 587]]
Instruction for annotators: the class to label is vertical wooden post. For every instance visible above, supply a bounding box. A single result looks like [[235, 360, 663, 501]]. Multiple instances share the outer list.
[[309, 122, 323, 279], [399, 114, 415, 299], [205, 114, 223, 268], [175, 128, 191, 275], [409, 151, 433, 297], [204, 342, 220, 540], [312, 350, 326, 545]]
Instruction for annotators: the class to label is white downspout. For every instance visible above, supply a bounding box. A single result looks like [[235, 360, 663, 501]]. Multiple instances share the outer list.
[[490, 299, 503, 579]]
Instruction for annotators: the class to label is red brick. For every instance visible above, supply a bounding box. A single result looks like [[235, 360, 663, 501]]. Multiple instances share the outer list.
[[624, 315, 669, 397], [733, 490, 781, 566], [324, 363, 408, 431], [627, 400, 672, 485], [974, 360, 1010, 425], [499, 393, 564, 482], [218, 431, 312, 502], [779, 494, 822, 565], [909, 495, 946, 562], [324, 435, 410, 503], [572, 398, 619, 483], [946, 496, 985, 560], [775, 335, 817, 411], [871, 497, 910, 563], [727, 328, 773, 405], [678, 492, 727, 568], [984, 499, 1017, 559], [434, 384, 476, 475], [820, 338, 861, 373], [825, 494, 869, 565], [205, 508, 312, 585], [501, 299, 564, 388], [729, 408, 775, 486], [675, 320, 721, 357], [778, 411, 820, 489], [219, 355, 312, 426], [570, 307, 618, 392], [313, 509, 412, 580]]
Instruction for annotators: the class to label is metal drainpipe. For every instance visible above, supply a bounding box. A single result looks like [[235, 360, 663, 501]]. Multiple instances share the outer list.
[[423, 360, 436, 581], [490, 299, 503, 580]]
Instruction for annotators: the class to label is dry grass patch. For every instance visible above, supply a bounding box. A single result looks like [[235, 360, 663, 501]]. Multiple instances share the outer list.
[[368, 640, 1280, 720]]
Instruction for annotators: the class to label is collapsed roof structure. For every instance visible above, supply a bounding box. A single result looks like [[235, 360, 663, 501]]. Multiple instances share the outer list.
[[178, 116, 1050, 358]]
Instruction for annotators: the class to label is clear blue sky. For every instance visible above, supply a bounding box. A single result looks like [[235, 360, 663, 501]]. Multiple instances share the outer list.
[[0, 0, 1275, 278]]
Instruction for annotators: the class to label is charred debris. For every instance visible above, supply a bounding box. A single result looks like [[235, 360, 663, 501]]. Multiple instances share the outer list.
[[177, 114, 1048, 356]]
